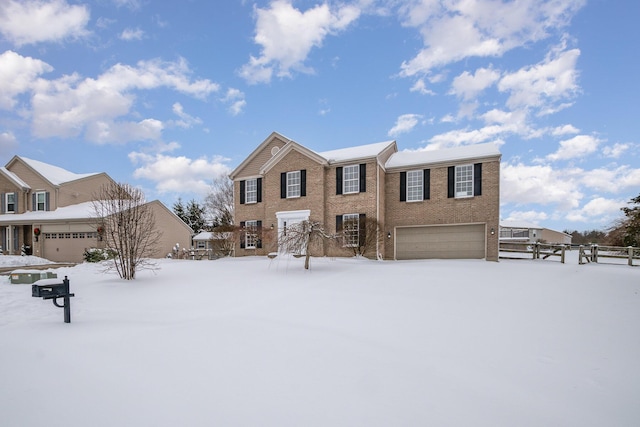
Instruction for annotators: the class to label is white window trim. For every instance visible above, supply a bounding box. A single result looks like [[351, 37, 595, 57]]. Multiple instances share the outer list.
[[245, 178, 257, 204], [406, 170, 423, 202], [342, 213, 359, 247], [5, 192, 16, 213], [455, 164, 474, 198], [245, 220, 258, 249], [35, 191, 47, 211], [343, 164, 359, 194], [287, 171, 301, 198]]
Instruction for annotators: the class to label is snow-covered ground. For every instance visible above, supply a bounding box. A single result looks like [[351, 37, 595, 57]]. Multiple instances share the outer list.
[[1, 254, 639, 427]]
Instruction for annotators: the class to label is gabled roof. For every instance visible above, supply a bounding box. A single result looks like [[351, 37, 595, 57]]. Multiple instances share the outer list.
[[385, 142, 501, 170], [0, 201, 97, 224], [259, 139, 328, 175], [229, 131, 293, 180], [0, 167, 30, 190], [317, 140, 397, 164], [6, 156, 100, 186]]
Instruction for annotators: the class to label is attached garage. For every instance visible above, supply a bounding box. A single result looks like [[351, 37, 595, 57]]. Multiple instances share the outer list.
[[396, 223, 486, 260]]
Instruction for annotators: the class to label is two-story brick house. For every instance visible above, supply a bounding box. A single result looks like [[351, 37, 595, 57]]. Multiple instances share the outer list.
[[0, 156, 192, 263], [230, 131, 501, 261]]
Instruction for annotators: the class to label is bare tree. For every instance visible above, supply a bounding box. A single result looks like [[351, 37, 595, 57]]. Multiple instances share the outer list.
[[278, 220, 332, 270], [205, 176, 234, 227], [92, 182, 161, 280]]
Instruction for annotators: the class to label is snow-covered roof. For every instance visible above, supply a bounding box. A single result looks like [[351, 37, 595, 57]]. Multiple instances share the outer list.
[[0, 167, 30, 189], [317, 141, 396, 163], [385, 142, 501, 169], [500, 220, 543, 230], [0, 201, 96, 224], [20, 157, 99, 185], [193, 231, 232, 240]]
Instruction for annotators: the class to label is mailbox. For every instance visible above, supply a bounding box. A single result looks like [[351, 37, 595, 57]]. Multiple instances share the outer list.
[[32, 276, 74, 323]]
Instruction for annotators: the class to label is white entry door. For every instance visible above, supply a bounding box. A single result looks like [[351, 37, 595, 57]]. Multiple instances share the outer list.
[[276, 210, 310, 254]]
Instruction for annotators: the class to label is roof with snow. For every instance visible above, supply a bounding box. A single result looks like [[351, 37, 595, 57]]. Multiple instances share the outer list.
[[0, 167, 30, 189], [19, 157, 99, 185], [0, 201, 97, 224], [317, 141, 396, 163], [385, 142, 501, 169]]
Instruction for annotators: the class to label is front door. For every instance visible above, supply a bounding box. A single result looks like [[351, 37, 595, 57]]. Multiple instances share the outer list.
[[276, 210, 310, 254]]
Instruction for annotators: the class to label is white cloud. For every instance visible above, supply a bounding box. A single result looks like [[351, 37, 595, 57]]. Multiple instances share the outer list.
[[503, 210, 549, 224], [565, 197, 625, 223], [29, 56, 219, 143], [551, 124, 580, 136], [498, 47, 581, 112], [398, 0, 585, 77], [546, 134, 601, 161], [582, 165, 640, 193], [0, 0, 90, 46], [0, 50, 53, 109], [501, 162, 582, 209], [129, 152, 231, 196], [428, 124, 512, 149], [450, 67, 500, 100], [239, 0, 361, 84], [221, 88, 246, 116], [120, 28, 145, 41], [170, 103, 202, 129], [410, 78, 435, 95], [602, 143, 631, 159], [388, 114, 423, 137]]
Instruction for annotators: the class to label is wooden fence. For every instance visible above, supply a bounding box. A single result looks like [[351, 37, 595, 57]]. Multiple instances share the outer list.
[[499, 242, 567, 263], [578, 244, 640, 266]]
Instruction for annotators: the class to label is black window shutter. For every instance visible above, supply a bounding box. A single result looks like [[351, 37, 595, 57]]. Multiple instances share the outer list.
[[257, 178, 262, 203], [14, 193, 18, 211], [300, 170, 306, 197], [447, 166, 455, 198], [400, 172, 406, 202], [474, 163, 482, 196], [240, 221, 246, 248], [45, 192, 50, 211], [280, 173, 286, 198], [423, 169, 430, 200], [336, 215, 343, 232], [0, 193, 4, 213], [239, 180, 245, 204], [32, 193, 36, 210], [358, 213, 366, 248], [359, 164, 366, 193], [257, 221, 263, 248], [336, 167, 343, 195]]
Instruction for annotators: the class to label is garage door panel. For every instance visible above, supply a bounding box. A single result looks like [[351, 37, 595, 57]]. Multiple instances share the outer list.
[[396, 224, 485, 260]]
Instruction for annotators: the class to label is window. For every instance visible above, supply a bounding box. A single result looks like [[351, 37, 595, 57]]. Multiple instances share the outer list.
[[455, 164, 474, 198], [245, 179, 257, 204], [244, 220, 258, 249], [35, 191, 47, 211], [343, 165, 359, 194], [406, 170, 423, 202], [287, 171, 301, 198], [5, 193, 16, 213], [342, 214, 359, 247]]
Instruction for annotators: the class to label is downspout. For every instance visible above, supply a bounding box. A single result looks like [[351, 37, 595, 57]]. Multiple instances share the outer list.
[[376, 161, 380, 259]]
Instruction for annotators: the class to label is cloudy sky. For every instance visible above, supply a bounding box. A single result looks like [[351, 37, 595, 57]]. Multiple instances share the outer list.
[[0, 0, 638, 232]]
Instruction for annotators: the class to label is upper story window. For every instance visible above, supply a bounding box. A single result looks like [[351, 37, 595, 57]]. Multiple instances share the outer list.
[[343, 165, 360, 194], [287, 171, 301, 198], [245, 179, 257, 204], [455, 164, 474, 198], [5, 192, 16, 213], [448, 163, 482, 199], [406, 170, 423, 202], [336, 164, 366, 195], [35, 191, 48, 211], [240, 178, 262, 204], [280, 170, 306, 199]]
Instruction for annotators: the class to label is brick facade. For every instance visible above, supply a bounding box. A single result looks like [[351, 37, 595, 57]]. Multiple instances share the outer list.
[[230, 132, 501, 261]]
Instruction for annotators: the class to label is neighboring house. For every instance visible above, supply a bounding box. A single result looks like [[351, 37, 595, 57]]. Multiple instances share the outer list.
[[499, 221, 572, 244], [0, 156, 192, 263], [229, 132, 501, 261], [192, 230, 234, 258]]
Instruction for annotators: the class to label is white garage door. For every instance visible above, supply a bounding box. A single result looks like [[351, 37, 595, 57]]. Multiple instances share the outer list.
[[396, 224, 486, 260]]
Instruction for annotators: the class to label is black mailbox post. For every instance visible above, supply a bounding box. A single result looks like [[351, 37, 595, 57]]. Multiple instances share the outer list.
[[32, 276, 74, 323]]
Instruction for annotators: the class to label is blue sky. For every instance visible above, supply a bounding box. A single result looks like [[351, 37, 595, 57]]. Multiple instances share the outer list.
[[1, 0, 638, 233]]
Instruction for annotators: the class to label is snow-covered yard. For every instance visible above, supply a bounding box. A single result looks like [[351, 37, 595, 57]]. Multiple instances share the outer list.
[[1, 254, 639, 427]]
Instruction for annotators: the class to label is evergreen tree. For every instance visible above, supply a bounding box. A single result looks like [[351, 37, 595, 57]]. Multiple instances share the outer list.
[[621, 194, 640, 247], [186, 199, 207, 233], [173, 198, 187, 224]]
